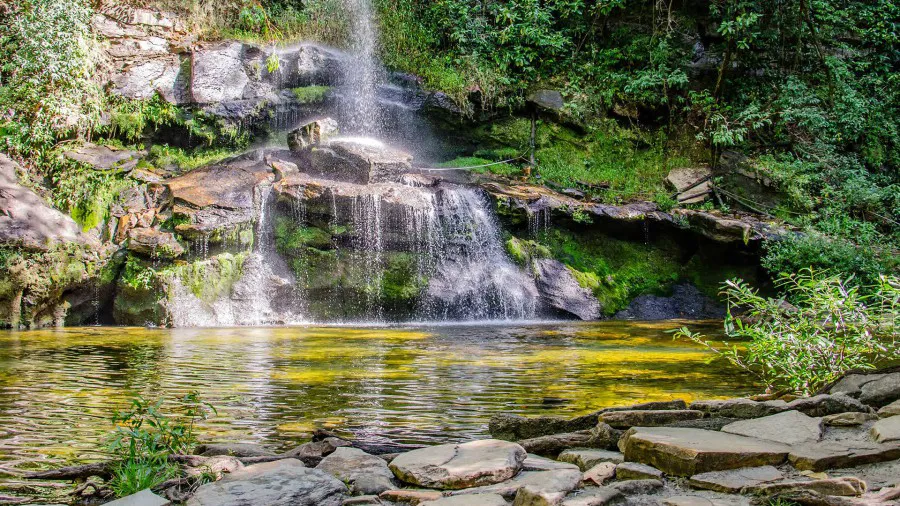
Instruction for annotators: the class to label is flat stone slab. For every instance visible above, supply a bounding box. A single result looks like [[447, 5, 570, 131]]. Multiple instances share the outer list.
[[489, 413, 599, 441], [721, 410, 822, 445], [878, 399, 900, 417], [618, 427, 790, 476], [583, 463, 617, 486], [389, 439, 526, 490], [421, 494, 508, 506], [662, 497, 717, 506], [747, 477, 867, 497], [561, 487, 622, 506], [788, 440, 900, 471], [688, 466, 784, 493], [823, 412, 880, 426], [690, 398, 787, 419], [64, 143, 144, 172], [601, 410, 704, 429], [858, 373, 900, 408], [103, 489, 169, 506], [607, 479, 664, 495], [450, 469, 582, 499], [615, 461, 663, 480], [379, 489, 442, 503], [518, 431, 610, 457], [871, 416, 900, 443], [186, 458, 347, 506], [317, 447, 396, 495], [558, 449, 623, 471], [523, 454, 580, 471]]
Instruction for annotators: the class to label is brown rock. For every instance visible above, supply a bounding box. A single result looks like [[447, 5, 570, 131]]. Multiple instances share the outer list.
[[688, 465, 784, 493], [788, 441, 900, 472], [379, 489, 442, 504], [615, 462, 663, 480], [582, 463, 616, 486], [749, 477, 867, 497]]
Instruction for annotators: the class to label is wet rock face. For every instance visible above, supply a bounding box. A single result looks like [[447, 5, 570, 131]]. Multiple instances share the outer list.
[[307, 139, 413, 184], [126, 228, 185, 259], [614, 284, 725, 321], [532, 258, 602, 321], [191, 42, 252, 104]]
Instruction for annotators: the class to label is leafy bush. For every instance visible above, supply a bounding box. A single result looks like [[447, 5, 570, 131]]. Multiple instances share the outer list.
[[674, 270, 899, 395]]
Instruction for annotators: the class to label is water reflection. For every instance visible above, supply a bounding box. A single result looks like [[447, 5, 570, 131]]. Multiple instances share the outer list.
[[0, 321, 756, 477]]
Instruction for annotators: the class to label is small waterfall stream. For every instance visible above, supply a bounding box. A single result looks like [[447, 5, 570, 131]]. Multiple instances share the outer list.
[[342, 0, 381, 134]]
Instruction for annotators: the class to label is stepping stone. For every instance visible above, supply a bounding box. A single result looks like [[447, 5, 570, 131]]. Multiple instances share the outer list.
[[871, 416, 900, 443], [618, 427, 789, 476], [878, 399, 900, 417], [187, 459, 347, 506], [583, 462, 617, 486], [317, 447, 397, 495], [389, 439, 526, 490], [688, 465, 784, 493], [103, 489, 169, 506], [788, 440, 900, 471], [558, 449, 623, 470], [721, 410, 823, 445], [421, 494, 507, 506], [519, 430, 615, 457], [449, 469, 582, 499], [663, 497, 716, 506], [608, 479, 664, 495], [561, 487, 623, 506], [379, 489, 442, 504], [601, 410, 705, 429], [747, 477, 867, 496], [823, 412, 879, 426], [523, 454, 580, 471], [513, 485, 566, 506], [615, 462, 663, 480]]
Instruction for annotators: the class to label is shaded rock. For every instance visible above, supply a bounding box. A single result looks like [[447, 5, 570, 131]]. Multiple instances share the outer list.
[[667, 166, 712, 204], [379, 489, 443, 504], [672, 209, 786, 243], [614, 284, 725, 321], [451, 469, 582, 500], [127, 228, 185, 259], [618, 427, 789, 476], [788, 440, 900, 471], [664, 418, 741, 431], [317, 447, 396, 495], [421, 495, 508, 506], [688, 466, 784, 493], [600, 410, 704, 429], [533, 259, 602, 320], [0, 154, 84, 251], [490, 413, 599, 442], [64, 143, 145, 172], [307, 139, 413, 184], [561, 486, 622, 506], [389, 439, 526, 490], [721, 410, 823, 445], [283, 438, 352, 467], [878, 400, 900, 418], [615, 462, 663, 480], [191, 42, 250, 103], [823, 412, 879, 427], [342, 496, 384, 505], [828, 373, 887, 398], [583, 463, 617, 486], [288, 118, 339, 152], [604, 400, 689, 413], [186, 459, 347, 506], [748, 477, 867, 497], [858, 374, 900, 408], [558, 450, 623, 471], [527, 90, 565, 112], [524, 454, 581, 472], [662, 497, 717, 506], [184, 455, 244, 479], [103, 489, 170, 506], [870, 416, 900, 444], [197, 443, 277, 458], [519, 428, 619, 457], [607, 479, 664, 495], [513, 485, 567, 506], [829, 458, 900, 491], [786, 394, 871, 417], [689, 398, 788, 419]]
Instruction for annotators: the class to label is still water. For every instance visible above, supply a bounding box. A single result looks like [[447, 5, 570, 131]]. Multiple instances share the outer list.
[[0, 320, 755, 476]]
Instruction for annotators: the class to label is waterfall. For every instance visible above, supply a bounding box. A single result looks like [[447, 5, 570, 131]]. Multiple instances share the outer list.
[[342, 0, 381, 134]]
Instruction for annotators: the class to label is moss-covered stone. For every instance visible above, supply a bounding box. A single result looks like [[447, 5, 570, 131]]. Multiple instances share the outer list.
[[170, 252, 247, 303], [291, 85, 331, 104]]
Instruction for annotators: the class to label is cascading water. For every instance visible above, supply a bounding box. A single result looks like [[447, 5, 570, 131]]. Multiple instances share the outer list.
[[342, 0, 381, 134]]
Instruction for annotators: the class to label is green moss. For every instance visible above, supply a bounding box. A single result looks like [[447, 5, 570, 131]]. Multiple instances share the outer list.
[[275, 217, 333, 253], [381, 253, 427, 303], [566, 266, 601, 292], [171, 253, 247, 303], [436, 156, 520, 177], [505, 237, 552, 265], [291, 86, 331, 104], [147, 145, 241, 173]]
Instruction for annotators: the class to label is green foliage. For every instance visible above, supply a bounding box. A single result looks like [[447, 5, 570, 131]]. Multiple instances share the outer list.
[[146, 144, 240, 173], [291, 86, 331, 104], [674, 270, 899, 395], [48, 161, 134, 230], [171, 253, 247, 303]]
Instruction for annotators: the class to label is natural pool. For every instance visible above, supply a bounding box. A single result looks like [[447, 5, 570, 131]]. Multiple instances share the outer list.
[[0, 320, 756, 477]]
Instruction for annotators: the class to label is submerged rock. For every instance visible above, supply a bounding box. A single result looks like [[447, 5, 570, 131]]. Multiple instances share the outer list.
[[389, 439, 526, 490]]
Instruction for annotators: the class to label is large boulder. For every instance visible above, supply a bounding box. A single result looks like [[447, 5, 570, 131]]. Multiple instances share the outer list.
[[389, 439, 526, 490], [191, 42, 251, 103], [667, 166, 712, 204], [618, 427, 790, 476], [532, 259, 602, 320], [0, 154, 85, 251], [63, 143, 145, 172], [306, 139, 413, 184], [316, 447, 397, 495], [186, 459, 347, 506]]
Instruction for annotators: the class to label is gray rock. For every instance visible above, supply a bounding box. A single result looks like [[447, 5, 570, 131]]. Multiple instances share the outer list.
[[688, 466, 784, 493], [523, 454, 581, 472], [113, 56, 190, 104], [747, 477, 867, 497], [618, 427, 790, 476], [562, 487, 623, 506], [519, 431, 614, 457], [513, 485, 566, 506], [603, 400, 688, 412], [451, 469, 583, 499], [664, 418, 741, 431], [662, 497, 717, 506], [558, 449, 624, 471], [689, 398, 787, 419], [859, 374, 900, 408], [829, 373, 886, 398], [823, 412, 880, 426], [878, 400, 900, 418], [614, 284, 725, 321], [191, 42, 250, 103], [378, 489, 443, 504], [282, 438, 351, 466], [127, 228, 185, 259], [667, 166, 712, 204], [600, 410, 705, 429], [197, 443, 277, 458], [721, 410, 823, 445], [527, 89, 565, 112], [186, 459, 347, 506], [533, 259, 602, 321], [490, 413, 599, 441], [786, 394, 872, 417], [64, 143, 144, 172], [788, 440, 900, 471], [608, 479, 664, 495], [307, 139, 413, 184], [342, 496, 384, 505], [317, 447, 397, 495], [102, 489, 170, 506], [389, 439, 526, 490], [288, 118, 339, 152], [870, 416, 900, 444], [615, 462, 663, 480], [0, 154, 85, 251], [421, 495, 508, 506]]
